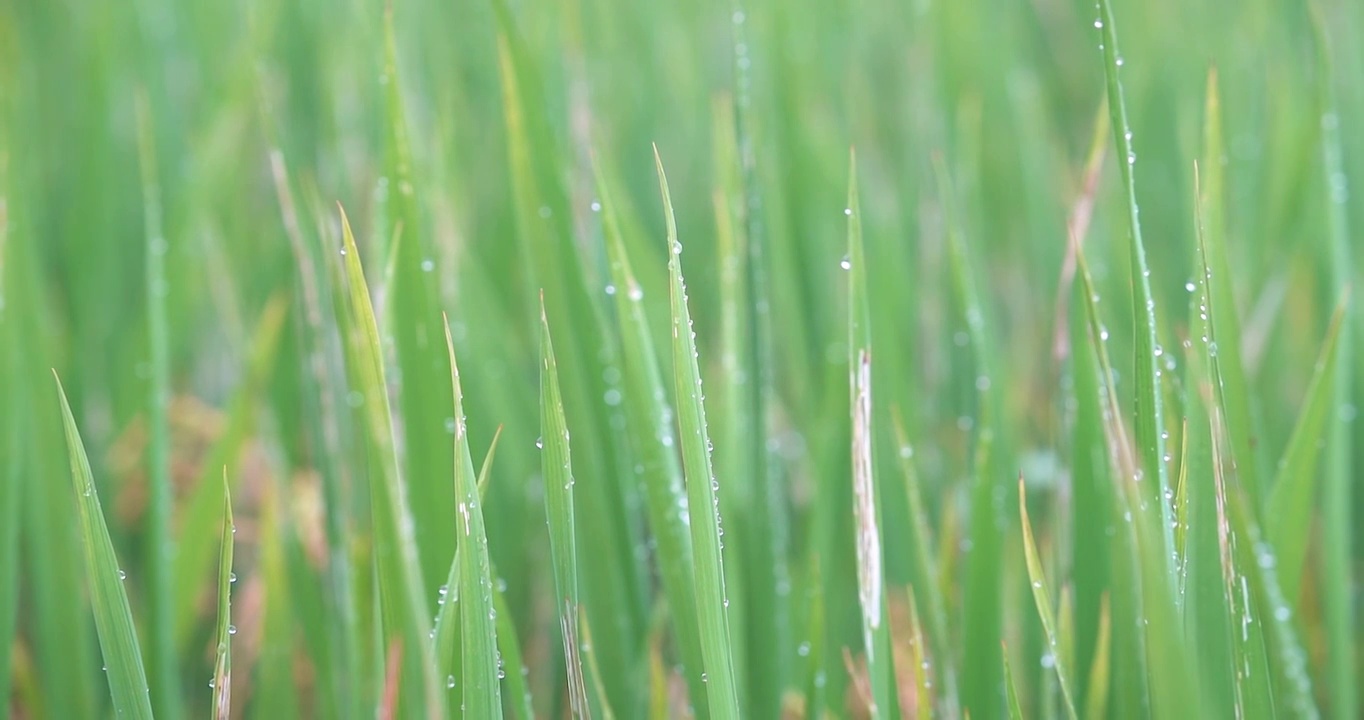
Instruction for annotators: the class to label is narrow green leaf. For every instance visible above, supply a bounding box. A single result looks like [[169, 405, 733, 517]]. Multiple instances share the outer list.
[[337, 206, 442, 717], [441, 319, 502, 719], [211, 470, 235, 720], [54, 373, 153, 720], [1003, 645, 1024, 720], [1019, 476, 1079, 720], [491, 561, 534, 720], [1265, 298, 1347, 601], [1095, 0, 1174, 568], [539, 296, 590, 718], [846, 150, 897, 720], [657, 147, 740, 719], [1082, 595, 1111, 720]]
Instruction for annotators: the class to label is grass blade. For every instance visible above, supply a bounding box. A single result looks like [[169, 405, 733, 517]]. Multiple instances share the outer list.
[[1096, 0, 1174, 567], [539, 296, 590, 718], [442, 319, 503, 718], [657, 147, 740, 718], [337, 206, 442, 717], [1003, 644, 1024, 720], [1019, 475, 1079, 719], [54, 373, 153, 720], [211, 470, 235, 720], [846, 150, 897, 719], [1083, 595, 1111, 720]]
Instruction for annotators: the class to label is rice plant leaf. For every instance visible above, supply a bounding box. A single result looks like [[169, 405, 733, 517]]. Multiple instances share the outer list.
[[539, 296, 591, 718], [212, 470, 235, 720], [846, 150, 897, 720], [1003, 645, 1024, 720], [594, 157, 707, 713], [1265, 298, 1347, 602], [1096, 0, 1174, 566], [1019, 476, 1079, 720], [337, 205, 442, 717], [53, 373, 153, 720], [490, 561, 533, 720], [657, 147, 740, 719], [441, 319, 503, 719], [1083, 595, 1112, 720]]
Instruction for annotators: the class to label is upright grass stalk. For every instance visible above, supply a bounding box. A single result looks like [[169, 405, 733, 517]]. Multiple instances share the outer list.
[[657, 148, 740, 719], [211, 471, 235, 720], [134, 89, 179, 720]]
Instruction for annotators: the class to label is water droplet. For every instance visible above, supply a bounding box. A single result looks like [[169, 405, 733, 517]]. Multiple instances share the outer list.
[[604, 389, 622, 406], [797, 641, 811, 657], [535, 437, 543, 449], [227, 624, 237, 635], [1032, 580, 1042, 589], [1186, 282, 1196, 292], [118, 570, 127, 580], [1094, 19, 1103, 28], [844, 207, 853, 216], [1274, 606, 1291, 622], [1116, 56, 1124, 66], [840, 255, 851, 270], [421, 258, 435, 272], [975, 375, 991, 391], [590, 200, 602, 213], [672, 241, 682, 255], [229, 572, 237, 583], [447, 675, 457, 689], [605, 283, 617, 296], [899, 445, 913, 459]]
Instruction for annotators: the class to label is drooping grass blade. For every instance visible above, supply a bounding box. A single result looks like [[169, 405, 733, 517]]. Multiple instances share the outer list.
[[657, 147, 740, 719], [54, 373, 153, 720], [1019, 476, 1078, 719]]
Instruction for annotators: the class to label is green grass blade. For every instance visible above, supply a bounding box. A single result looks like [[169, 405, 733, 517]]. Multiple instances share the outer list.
[[1003, 644, 1024, 720], [0, 165, 19, 717], [1083, 595, 1111, 720], [1095, 0, 1174, 569], [1265, 298, 1347, 601], [491, 561, 534, 720], [54, 373, 153, 720], [594, 158, 707, 713], [133, 90, 179, 720], [538, 296, 590, 718], [1019, 476, 1079, 719], [442, 319, 503, 719], [337, 206, 442, 717], [846, 151, 897, 720], [657, 147, 740, 719], [211, 470, 235, 720]]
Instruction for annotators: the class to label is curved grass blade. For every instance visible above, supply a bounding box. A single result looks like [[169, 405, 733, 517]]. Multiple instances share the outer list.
[[539, 296, 590, 718], [1264, 298, 1347, 601], [54, 373, 153, 720], [593, 158, 707, 713], [212, 469, 235, 720], [846, 151, 897, 720], [337, 206, 442, 717], [441, 319, 502, 719], [134, 90, 179, 720], [1019, 476, 1079, 720], [1095, 0, 1174, 567], [657, 147, 740, 719]]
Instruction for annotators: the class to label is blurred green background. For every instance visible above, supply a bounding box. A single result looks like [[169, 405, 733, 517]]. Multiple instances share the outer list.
[[2, 0, 1362, 716]]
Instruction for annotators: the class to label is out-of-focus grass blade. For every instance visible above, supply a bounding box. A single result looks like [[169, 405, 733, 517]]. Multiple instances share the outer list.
[[54, 373, 153, 720], [1198, 69, 1259, 506], [1019, 476, 1078, 719], [846, 151, 897, 720], [491, 562, 533, 720], [538, 297, 590, 718], [134, 90, 179, 720], [211, 470, 235, 720], [441, 320, 503, 719], [1309, 7, 1355, 716], [1265, 298, 1347, 601], [1083, 595, 1111, 720], [905, 593, 932, 720], [337, 206, 442, 717], [657, 148, 740, 719], [1096, 0, 1174, 564], [1003, 644, 1024, 720], [594, 158, 707, 712], [0, 159, 19, 716]]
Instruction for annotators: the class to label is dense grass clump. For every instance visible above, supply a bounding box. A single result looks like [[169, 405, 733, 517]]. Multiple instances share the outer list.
[[2, 0, 1362, 717]]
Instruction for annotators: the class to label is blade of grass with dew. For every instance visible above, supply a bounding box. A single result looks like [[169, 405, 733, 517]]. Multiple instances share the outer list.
[[904, 593, 933, 720], [1264, 299, 1347, 601], [378, 2, 458, 598], [441, 320, 503, 719], [1095, 0, 1174, 567], [1309, 7, 1355, 716], [538, 297, 591, 718], [1083, 595, 1111, 720], [134, 90, 179, 720], [490, 562, 534, 720], [54, 373, 153, 720], [173, 297, 287, 647], [658, 148, 740, 719], [891, 412, 958, 714], [846, 151, 898, 720], [1076, 254, 1201, 718], [595, 158, 708, 715], [433, 425, 503, 699], [1198, 69, 1260, 507], [935, 154, 1004, 719], [211, 470, 235, 720], [337, 206, 442, 717], [1019, 476, 1079, 719], [492, 10, 646, 711], [1003, 645, 1024, 720]]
